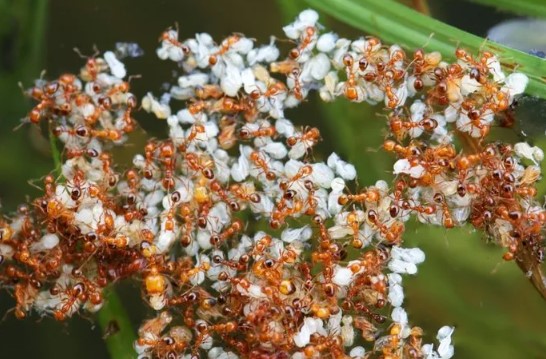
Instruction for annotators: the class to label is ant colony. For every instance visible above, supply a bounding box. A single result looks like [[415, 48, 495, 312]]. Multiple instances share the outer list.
[[1, 8, 542, 359]]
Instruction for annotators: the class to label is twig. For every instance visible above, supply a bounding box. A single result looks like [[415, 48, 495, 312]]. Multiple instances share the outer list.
[[516, 246, 546, 301]]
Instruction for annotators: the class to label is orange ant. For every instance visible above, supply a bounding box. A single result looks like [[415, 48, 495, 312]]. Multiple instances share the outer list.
[[409, 49, 442, 91], [367, 209, 404, 243], [303, 179, 318, 215], [281, 165, 313, 192], [432, 192, 455, 228], [455, 47, 495, 85], [340, 53, 362, 101], [239, 123, 276, 140], [73, 46, 105, 82], [384, 84, 400, 109], [286, 126, 320, 148], [338, 187, 381, 206], [52, 282, 87, 321], [288, 68, 304, 100], [221, 96, 256, 119], [25, 81, 59, 123], [209, 180, 240, 212], [195, 84, 224, 99], [270, 199, 304, 229], [159, 26, 190, 55], [347, 210, 366, 249], [209, 34, 243, 65], [13, 282, 39, 319], [251, 235, 273, 257], [185, 152, 215, 180], [289, 26, 316, 60], [209, 219, 244, 247], [249, 151, 276, 181]]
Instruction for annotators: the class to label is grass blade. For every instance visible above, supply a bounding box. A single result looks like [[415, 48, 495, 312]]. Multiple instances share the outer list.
[[305, 0, 546, 98], [468, 0, 546, 18]]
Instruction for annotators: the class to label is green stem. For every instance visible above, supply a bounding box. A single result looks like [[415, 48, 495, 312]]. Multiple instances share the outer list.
[[305, 0, 546, 98], [48, 127, 62, 177], [96, 288, 137, 359], [27, 0, 48, 72]]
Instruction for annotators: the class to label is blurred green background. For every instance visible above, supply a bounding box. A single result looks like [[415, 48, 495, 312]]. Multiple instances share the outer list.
[[0, 0, 545, 358]]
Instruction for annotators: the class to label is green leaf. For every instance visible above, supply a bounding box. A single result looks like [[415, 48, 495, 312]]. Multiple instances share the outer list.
[[305, 0, 546, 98], [467, 0, 546, 18], [96, 288, 137, 359]]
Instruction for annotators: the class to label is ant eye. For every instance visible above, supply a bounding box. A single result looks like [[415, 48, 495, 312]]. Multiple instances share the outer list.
[[229, 201, 240, 212], [413, 77, 424, 90], [73, 283, 85, 296], [389, 205, 399, 217], [249, 193, 260, 203], [210, 234, 221, 245], [143, 169, 153, 179], [469, 67, 480, 80], [162, 336, 174, 345], [284, 190, 296, 200], [171, 191, 181, 203], [457, 184, 466, 197], [367, 209, 378, 222], [126, 95, 137, 108], [342, 53, 354, 67], [86, 149, 99, 157], [304, 180, 314, 190], [202, 168, 214, 179], [127, 193, 136, 205], [197, 216, 207, 229], [239, 128, 250, 139], [71, 188, 82, 200], [289, 48, 300, 59], [86, 232, 98, 241]]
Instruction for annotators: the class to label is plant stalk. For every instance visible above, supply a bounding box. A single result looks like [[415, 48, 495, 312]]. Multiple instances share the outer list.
[[516, 246, 546, 301], [96, 288, 137, 359]]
